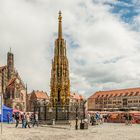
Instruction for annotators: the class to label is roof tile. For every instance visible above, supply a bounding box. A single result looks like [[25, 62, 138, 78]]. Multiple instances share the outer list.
[[89, 87, 140, 99]]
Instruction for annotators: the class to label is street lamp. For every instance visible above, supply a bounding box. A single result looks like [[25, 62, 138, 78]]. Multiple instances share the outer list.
[[55, 100, 58, 121], [83, 100, 87, 120], [66, 104, 69, 120]]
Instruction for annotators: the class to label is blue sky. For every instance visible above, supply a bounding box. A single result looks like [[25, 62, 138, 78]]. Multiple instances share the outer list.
[[104, 0, 140, 29], [110, 1, 138, 22]]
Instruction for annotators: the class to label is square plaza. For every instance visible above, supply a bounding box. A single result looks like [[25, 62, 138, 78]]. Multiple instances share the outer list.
[[1, 123, 140, 140]]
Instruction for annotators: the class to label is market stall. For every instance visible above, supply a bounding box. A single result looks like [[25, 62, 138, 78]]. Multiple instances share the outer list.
[[0, 105, 13, 122]]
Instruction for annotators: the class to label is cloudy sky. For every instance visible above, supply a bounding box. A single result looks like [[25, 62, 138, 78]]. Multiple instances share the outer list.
[[0, 0, 140, 97]]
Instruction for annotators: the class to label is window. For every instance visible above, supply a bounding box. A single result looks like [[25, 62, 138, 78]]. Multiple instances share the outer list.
[[128, 101, 132, 103], [129, 92, 133, 96], [20, 94, 23, 100], [108, 101, 112, 104], [106, 94, 109, 97], [125, 92, 129, 96], [104, 102, 107, 104], [12, 92, 14, 98], [16, 91, 19, 98], [95, 99, 98, 104], [40, 107, 44, 112], [123, 99, 127, 106], [134, 100, 138, 103], [5, 89, 10, 98], [135, 92, 139, 96]]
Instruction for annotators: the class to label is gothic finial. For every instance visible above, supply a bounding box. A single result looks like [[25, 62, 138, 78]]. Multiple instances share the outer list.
[[25, 83, 28, 93], [58, 11, 62, 38], [26, 83, 27, 89], [10, 47, 11, 53], [59, 11, 61, 16]]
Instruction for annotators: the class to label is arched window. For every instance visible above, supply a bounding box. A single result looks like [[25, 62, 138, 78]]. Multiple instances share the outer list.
[[12, 91, 14, 98], [16, 90, 20, 98], [20, 93, 23, 100], [7, 91, 10, 98]]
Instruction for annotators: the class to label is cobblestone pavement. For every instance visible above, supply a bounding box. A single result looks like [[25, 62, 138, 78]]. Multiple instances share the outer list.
[[0, 122, 140, 140]]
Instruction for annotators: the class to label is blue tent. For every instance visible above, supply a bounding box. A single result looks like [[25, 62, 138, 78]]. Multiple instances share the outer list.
[[0, 105, 13, 122]]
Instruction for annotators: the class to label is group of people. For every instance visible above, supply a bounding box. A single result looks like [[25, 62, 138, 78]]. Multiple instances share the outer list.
[[124, 113, 133, 125], [10, 112, 39, 128], [89, 112, 104, 125], [88, 112, 134, 125]]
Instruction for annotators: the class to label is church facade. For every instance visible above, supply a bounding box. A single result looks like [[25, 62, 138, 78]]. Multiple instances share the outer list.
[[0, 50, 27, 112]]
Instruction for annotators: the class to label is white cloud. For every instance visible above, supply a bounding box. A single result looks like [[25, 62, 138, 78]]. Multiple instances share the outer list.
[[0, 0, 140, 97]]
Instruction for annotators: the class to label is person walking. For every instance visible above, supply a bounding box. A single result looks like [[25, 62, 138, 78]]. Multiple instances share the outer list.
[[95, 112, 100, 124], [128, 113, 132, 125], [87, 113, 91, 125], [12, 113, 15, 124], [100, 114, 103, 124], [91, 115, 96, 125], [7, 112, 10, 124], [30, 113, 34, 127], [33, 113, 39, 127], [21, 112, 26, 128], [25, 113, 31, 128], [124, 113, 129, 125], [15, 112, 20, 128]]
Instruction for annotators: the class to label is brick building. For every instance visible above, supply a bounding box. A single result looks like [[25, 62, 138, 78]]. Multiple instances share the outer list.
[[0, 50, 27, 111], [27, 90, 49, 112], [26, 91, 85, 120], [88, 87, 140, 111], [27, 91, 84, 112]]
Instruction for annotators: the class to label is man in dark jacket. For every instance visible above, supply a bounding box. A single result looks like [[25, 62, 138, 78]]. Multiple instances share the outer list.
[[15, 112, 20, 128]]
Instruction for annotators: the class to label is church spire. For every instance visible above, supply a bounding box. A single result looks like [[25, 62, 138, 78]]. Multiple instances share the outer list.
[[50, 12, 70, 107], [58, 11, 62, 39], [10, 47, 12, 53]]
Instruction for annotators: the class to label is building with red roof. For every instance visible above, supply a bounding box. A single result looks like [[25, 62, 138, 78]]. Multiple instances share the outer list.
[[27, 90, 49, 112], [88, 87, 140, 111], [26, 91, 85, 120]]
